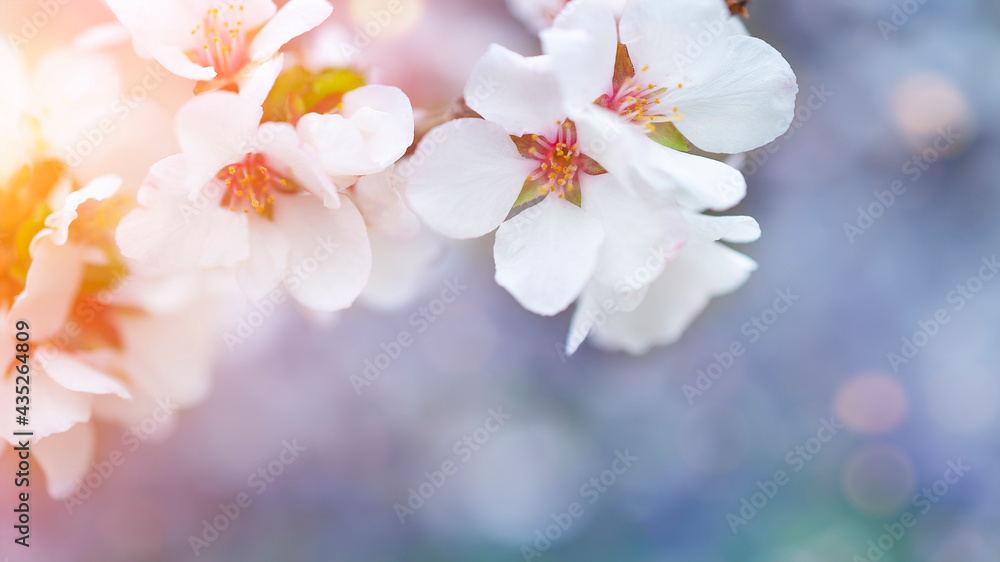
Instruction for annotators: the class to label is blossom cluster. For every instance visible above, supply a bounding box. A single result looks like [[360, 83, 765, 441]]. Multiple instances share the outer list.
[[0, 0, 795, 498]]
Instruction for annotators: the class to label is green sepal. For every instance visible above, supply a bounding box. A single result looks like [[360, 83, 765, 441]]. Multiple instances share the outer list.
[[648, 122, 690, 151]]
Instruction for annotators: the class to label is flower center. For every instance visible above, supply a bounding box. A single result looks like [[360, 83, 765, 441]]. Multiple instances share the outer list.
[[525, 120, 582, 198], [216, 153, 297, 218], [512, 120, 605, 207], [604, 66, 683, 133], [190, 4, 249, 80]]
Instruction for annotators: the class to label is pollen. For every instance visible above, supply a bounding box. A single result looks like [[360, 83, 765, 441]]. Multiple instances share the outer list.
[[188, 3, 248, 79], [216, 153, 297, 218], [524, 120, 584, 199]]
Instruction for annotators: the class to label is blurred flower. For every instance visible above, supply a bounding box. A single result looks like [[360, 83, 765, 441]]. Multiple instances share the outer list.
[[1, 170, 218, 498], [105, 0, 332, 93]]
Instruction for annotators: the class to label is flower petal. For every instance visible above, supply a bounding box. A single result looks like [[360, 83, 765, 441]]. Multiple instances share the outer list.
[[352, 167, 420, 239], [256, 121, 340, 208], [360, 228, 443, 311], [580, 172, 686, 294], [406, 118, 536, 239], [116, 293, 219, 407], [9, 238, 84, 342], [494, 193, 605, 316], [683, 211, 761, 246], [249, 0, 333, 62], [239, 53, 285, 108], [273, 194, 372, 311], [116, 155, 250, 268], [574, 106, 746, 210], [340, 85, 415, 171], [590, 242, 757, 354], [297, 112, 377, 177], [619, 0, 731, 86], [464, 44, 566, 136], [237, 217, 291, 301], [1, 370, 91, 442], [667, 35, 798, 154], [541, 0, 618, 111], [34, 422, 96, 499], [175, 91, 261, 194], [38, 348, 132, 398], [44, 175, 122, 246]]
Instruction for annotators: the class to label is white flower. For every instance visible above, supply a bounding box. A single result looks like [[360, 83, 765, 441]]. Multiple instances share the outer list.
[[105, 0, 332, 91], [116, 60, 415, 311], [407, 45, 693, 316], [566, 211, 761, 355], [540, 0, 797, 208]]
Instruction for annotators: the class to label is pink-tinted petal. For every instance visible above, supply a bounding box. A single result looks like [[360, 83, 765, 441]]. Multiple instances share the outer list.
[[34, 422, 96, 498]]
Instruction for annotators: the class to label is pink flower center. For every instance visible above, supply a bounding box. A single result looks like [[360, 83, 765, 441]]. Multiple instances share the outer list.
[[524, 120, 582, 199], [216, 153, 297, 217], [190, 5, 249, 80], [603, 67, 683, 133]]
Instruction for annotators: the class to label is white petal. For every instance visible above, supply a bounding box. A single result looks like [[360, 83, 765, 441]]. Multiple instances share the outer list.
[[34, 423, 96, 499], [116, 155, 250, 268], [574, 106, 746, 210], [117, 293, 219, 407], [44, 175, 122, 246], [683, 211, 761, 246], [239, 53, 285, 108], [541, 0, 618, 111], [591, 242, 757, 354], [564, 283, 627, 355], [668, 36, 798, 153], [580, 172, 686, 294], [1, 371, 91, 442], [150, 45, 217, 81], [274, 194, 372, 311], [464, 45, 566, 136], [249, 0, 333, 62], [352, 168, 419, 238], [175, 91, 261, 194], [494, 194, 605, 316], [297, 113, 379, 177], [340, 85, 415, 170], [256, 121, 340, 207], [38, 348, 132, 398], [619, 0, 731, 86], [9, 238, 84, 342], [406, 119, 536, 239], [238, 217, 291, 301]]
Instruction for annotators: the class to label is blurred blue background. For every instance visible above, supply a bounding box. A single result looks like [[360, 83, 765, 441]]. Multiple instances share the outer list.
[[14, 0, 1000, 560]]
